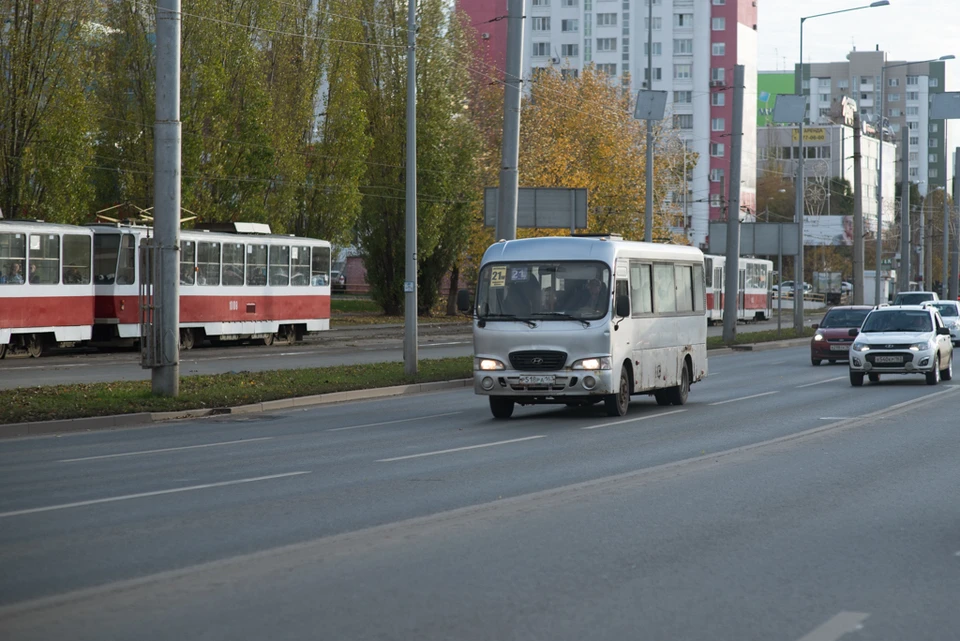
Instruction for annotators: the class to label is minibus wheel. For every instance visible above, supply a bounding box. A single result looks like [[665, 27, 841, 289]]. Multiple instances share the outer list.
[[489, 396, 515, 419], [604, 367, 630, 417]]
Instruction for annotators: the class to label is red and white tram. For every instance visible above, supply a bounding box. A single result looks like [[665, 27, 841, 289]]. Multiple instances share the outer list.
[[0, 220, 95, 358], [704, 254, 774, 324], [90, 221, 332, 349]]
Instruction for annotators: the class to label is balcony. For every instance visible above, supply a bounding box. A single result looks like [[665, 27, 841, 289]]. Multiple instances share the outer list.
[[860, 83, 874, 92]]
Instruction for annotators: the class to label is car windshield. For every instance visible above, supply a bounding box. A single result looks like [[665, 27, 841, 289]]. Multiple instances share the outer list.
[[819, 309, 869, 328], [894, 293, 934, 305], [861, 310, 932, 333], [927, 303, 958, 317], [475, 261, 611, 322]]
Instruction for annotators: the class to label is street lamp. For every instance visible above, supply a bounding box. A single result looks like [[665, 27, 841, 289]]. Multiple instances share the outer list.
[[874, 54, 955, 304], [796, 1, 889, 332]]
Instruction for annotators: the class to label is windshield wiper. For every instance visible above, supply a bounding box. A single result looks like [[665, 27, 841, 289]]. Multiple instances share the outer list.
[[480, 313, 537, 327], [533, 312, 590, 327]]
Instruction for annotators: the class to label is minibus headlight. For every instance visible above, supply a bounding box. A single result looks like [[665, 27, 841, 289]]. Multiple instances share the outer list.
[[572, 356, 611, 370], [475, 358, 505, 371]]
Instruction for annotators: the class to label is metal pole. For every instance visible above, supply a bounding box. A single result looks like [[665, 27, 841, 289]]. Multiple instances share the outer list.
[[944, 183, 950, 298], [153, 0, 180, 397], [404, 0, 418, 376], [722, 66, 745, 344], [496, 0, 524, 241], [852, 112, 864, 304], [794, 18, 805, 334], [644, 0, 654, 243], [951, 148, 960, 300], [900, 135, 911, 289], [875, 69, 885, 305], [924, 192, 933, 288], [778, 226, 783, 338]]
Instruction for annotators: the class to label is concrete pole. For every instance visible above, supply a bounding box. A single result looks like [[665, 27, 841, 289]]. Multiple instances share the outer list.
[[918, 202, 924, 284], [153, 0, 181, 396], [794, 19, 805, 334], [644, 0, 654, 243], [900, 138, 911, 289], [875, 71, 886, 306], [404, 0, 418, 376], [924, 195, 933, 288], [852, 112, 864, 305], [496, 0, 523, 241], [951, 148, 960, 300], [944, 183, 950, 298], [722, 66, 745, 344]]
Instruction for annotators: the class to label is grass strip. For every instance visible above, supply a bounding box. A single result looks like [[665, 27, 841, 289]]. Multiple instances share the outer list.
[[706, 326, 815, 349], [0, 357, 472, 425]]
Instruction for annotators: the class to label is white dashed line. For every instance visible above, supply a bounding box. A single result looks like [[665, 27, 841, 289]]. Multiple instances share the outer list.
[[581, 409, 687, 430], [796, 375, 847, 388], [328, 411, 463, 432], [378, 436, 546, 462], [795, 611, 869, 641], [708, 391, 779, 406]]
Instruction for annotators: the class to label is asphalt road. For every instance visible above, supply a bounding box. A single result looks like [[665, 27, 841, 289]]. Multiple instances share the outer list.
[[1, 345, 957, 640], [0, 315, 814, 389]]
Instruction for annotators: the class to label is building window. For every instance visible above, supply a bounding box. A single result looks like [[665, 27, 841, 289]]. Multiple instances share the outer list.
[[673, 90, 692, 104], [711, 117, 725, 131], [888, 109, 901, 117], [711, 68, 725, 82], [710, 194, 722, 208], [909, 136, 919, 146], [888, 78, 899, 87], [711, 17, 725, 30], [644, 42, 661, 56], [906, 106, 919, 116], [929, 78, 939, 88], [674, 114, 694, 129], [673, 64, 691, 80], [710, 143, 725, 157], [906, 91, 919, 101], [561, 68, 579, 79], [929, 138, 938, 148], [930, 123, 939, 133], [909, 167, 919, 178], [838, 79, 849, 89], [644, 67, 662, 81], [532, 17, 551, 31], [712, 0, 725, 4], [561, 44, 579, 57], [674, 39, 693, 54], [710, 168, 725, 182], [908, 121, 918, 130], [561, 19, 579, 31], [906, 76, 918, 85], [930, 168, 939, 178], [712, 42, 725, 56], [819, 93, 830, 102], [597, 13, 617, 26], [674, 13, 693, 28], [532, 0, 550, 5], [532, 42, 550, 57], [645, 17, 662, 30], [562, 0, 578, 6], [644, 0, 662, 4], [887, 93, 899, 102], [597, 63, 617, 76], [596, 38, 616, 51], [711, 92, 725, 106], [909, 152, 919, 162], [929, 153, 938, 163]]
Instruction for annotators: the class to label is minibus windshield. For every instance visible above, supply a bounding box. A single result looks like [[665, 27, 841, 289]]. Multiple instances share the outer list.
[[476, 261, 611, 322]]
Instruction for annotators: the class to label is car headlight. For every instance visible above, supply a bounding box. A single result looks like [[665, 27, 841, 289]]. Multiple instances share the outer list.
[[814, 333, 824, 342], [475, 358, 505, 371], [909, 341, 934, 351], [852, 342, 869, 352], [571, 356, 612, 370]]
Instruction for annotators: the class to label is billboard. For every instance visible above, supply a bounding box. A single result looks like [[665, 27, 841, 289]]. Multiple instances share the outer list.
[[804, 215, 853, 246], [757, 72, 796, 127]]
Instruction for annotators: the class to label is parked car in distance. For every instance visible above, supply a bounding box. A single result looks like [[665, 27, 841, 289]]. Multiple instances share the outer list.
[[892, 291, 938, 305], [810, 305, 873, 366], [841, 281, 853, 294], [331, 270, 346, 292], [848, 305, 954, 386], [773, 280, 811, 294], [922, 300, 960, 346]]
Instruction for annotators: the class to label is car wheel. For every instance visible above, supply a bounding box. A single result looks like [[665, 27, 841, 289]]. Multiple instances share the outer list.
[[811, 358, 822, 366], [868, 373, 880, 383], [941, 353, 953, 381], [925, 356, 941, 385], [604, 367, 630, 417], [850, 371, 864, 387], [489, 396, 515, 419]]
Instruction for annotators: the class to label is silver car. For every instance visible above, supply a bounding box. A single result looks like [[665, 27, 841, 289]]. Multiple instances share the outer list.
[[922, 301, 960, 346]]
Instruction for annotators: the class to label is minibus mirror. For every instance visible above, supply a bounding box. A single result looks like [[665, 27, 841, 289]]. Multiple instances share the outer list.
[[615, 295, 630, 318], [456, 289, 472, 314]]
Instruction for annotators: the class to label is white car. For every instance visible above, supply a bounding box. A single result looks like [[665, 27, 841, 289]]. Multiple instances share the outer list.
[[922, 301, 960, 346], [848, 305, 954, 386]]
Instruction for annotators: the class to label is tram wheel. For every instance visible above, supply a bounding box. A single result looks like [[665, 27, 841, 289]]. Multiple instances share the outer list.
[[261, 333, 274, 346], [26, 335, 44, 358], [0, 343, 6, 359], [180, 328, 195, 351]]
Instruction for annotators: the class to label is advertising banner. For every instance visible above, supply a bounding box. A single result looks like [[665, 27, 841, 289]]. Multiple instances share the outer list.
[[804, 215, 853, 246]]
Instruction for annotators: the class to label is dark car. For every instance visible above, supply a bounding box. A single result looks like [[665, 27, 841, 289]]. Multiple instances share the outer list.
[[810, 305, 873, 366]]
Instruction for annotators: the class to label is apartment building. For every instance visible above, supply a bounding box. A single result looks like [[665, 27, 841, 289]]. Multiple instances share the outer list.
[[796, 48, 949, 197], [460, 0, 758, 249]]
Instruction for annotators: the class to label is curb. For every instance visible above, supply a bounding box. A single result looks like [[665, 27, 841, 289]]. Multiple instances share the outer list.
[[0, 379, 473, 439], [729, 337, 811, 352]]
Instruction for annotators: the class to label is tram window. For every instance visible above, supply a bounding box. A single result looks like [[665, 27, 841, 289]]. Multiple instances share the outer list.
[[222, 243, 244, 286], [63, 234, 92, 285], [180, 240, 196, 286], [117, 234, 136, 285], [693, 264, 705, 312], [291, 245, 310, 286], [0, 232, 26, 285], [28, 234, 60, 285], [630, 263, 652, 314], [704, 258, 713, 287], [93, 234, 121, 284], [675, 264, 693, 312], [758, 264, 767, 289], [311, 245, 330, 286], [197, 241, 221, 286], [653, 263, 676, 314], [246, 244, 267, 286], [268, 245, 290, 286]]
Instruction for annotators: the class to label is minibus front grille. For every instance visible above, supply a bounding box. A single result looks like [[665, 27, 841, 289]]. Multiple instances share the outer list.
[[509, 350, 567, 371]]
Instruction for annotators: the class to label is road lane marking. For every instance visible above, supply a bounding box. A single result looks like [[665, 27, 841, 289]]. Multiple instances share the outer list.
[[421, 341, 470, 347], [581, 409, 687, 430], [0, 471, 310, 519], [795, 611, 869, 641], [328, 411, 463, 432], [708, 391, 778, 406], [377, 436, 545, 462], [796, 375, 848, 388], [58, 437, 274, 463]]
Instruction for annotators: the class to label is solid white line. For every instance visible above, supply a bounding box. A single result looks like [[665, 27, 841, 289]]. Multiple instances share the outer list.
[[58, 437, 274, 463], [377, 436, 545, 462], [708, 390, 779, 406], [0, 471, 310, 519], [328, 411, 463, 432], [795, 611, 869, 641], [796, 375, 847, 389], [421, 341, 470, 347], [581, 409, 687, 430]]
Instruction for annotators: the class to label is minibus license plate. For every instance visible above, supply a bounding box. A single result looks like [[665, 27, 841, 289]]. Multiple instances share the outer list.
[[520, 375, 555, 385]]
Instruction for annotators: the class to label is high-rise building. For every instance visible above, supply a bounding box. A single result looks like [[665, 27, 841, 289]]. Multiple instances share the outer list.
[[796, 48, 950, 196], [459, 0, 758, 249]]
